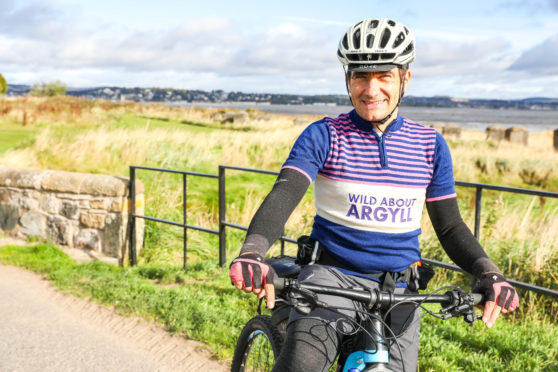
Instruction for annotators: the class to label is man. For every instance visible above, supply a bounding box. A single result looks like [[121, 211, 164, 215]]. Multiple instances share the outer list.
[[230, 18, 519, 371]]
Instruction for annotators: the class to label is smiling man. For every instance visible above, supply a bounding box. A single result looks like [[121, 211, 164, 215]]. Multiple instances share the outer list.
[[230, 18, 519, 371], [348, 68, 410, 125]]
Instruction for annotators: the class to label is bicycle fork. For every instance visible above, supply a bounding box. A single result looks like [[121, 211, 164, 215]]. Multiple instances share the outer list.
[[343, 308, 392, 372]]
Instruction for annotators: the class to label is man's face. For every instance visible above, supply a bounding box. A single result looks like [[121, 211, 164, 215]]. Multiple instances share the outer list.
[[348, 68, 411, 122]]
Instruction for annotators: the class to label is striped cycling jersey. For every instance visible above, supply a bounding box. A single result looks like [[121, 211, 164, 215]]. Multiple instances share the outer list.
[[282, 110, 456, 275]]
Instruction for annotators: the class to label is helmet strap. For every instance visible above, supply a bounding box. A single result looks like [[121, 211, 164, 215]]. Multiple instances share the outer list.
[[343, 66, 354, 107]]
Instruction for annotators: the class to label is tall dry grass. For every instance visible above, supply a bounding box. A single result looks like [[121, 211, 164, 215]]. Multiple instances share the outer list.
[[1, 97, 556, 309], [450, 129, 556, 189]]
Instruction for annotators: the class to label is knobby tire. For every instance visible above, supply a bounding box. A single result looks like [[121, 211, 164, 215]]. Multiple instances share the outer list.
[[231, 315, 283, 372]]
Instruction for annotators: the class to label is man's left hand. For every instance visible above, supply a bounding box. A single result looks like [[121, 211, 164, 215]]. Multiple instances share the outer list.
[[473, 273, 519, 328]]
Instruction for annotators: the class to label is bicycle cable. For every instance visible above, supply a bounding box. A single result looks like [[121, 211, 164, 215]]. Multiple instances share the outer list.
[[381, 285, 462, 342], [305, 304, 407, 372]]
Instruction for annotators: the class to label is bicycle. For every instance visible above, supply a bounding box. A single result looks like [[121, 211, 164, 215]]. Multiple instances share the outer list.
[[231, 256, 483, 372]]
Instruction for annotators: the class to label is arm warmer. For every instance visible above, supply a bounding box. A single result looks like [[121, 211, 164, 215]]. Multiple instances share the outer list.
[[239, 168, 311, 257], [426, 197, 501, 278]]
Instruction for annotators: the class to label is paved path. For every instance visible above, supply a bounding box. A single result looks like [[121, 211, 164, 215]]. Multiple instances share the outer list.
[[0, 261, 229, 372]]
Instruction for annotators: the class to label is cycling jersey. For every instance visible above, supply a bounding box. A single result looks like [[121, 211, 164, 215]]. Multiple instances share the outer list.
[[282, 110, 456, 274]]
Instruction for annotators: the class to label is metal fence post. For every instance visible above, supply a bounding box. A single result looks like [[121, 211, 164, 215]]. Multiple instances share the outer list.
[[183, 173, 187, 269], [129, 166, 137, 266], [218, 166, 226, 266], [474, 186, 482, 239]]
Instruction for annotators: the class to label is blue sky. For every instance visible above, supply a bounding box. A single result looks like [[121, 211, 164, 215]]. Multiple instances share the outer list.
[[1, 0, 558, 99]]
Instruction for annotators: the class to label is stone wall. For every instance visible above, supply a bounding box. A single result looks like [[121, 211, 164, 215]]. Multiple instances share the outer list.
[[486, 125, 506, 142], [0, 167, 144, 265], [505, 126, 529, 146], [428, 123, 461, 139]]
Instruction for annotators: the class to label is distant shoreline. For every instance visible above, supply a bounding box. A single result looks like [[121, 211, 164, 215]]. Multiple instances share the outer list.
[[183, 102, 558, 132]]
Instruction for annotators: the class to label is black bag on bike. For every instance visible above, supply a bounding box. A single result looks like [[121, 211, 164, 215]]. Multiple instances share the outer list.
[[295, 235, 321, 265], [417, 263, 435, 290]]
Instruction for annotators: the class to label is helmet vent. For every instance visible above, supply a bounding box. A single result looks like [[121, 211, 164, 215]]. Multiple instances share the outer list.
[[387, 20, 396, 27], [380, 28, 391, 48], [353, 29, 361, 48], [392, 32, 405, 48], [366, 34, 375, 48], [369, 20, 379, 30], [401, 42, 414, 56], [346, 53, 380, 62], [342, 34, 349, 49], [380, 53, 396, 60]]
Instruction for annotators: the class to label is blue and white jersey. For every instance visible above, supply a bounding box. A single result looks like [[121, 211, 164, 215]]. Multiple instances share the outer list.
[[282, 110, 456, 274]]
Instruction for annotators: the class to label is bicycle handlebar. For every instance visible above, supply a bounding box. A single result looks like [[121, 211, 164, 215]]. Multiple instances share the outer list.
[[273, 276, 484, 314]]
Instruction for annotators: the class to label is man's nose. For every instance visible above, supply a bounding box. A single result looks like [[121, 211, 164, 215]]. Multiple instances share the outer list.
[[363, 77, 379, 96]]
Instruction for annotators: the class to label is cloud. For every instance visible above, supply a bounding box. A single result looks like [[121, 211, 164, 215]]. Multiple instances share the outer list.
[[0, 1, 74, 41], [0, 14, 339, 75], [412, 38, 513, 76], [0, 8, 342, 93], [2, 1, 556, 98], [498, 0, 558, 13], [507, 33, 558, 74]]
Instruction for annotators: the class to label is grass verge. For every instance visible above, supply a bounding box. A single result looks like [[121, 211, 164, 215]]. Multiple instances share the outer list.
[[1, 243, 556, 371]]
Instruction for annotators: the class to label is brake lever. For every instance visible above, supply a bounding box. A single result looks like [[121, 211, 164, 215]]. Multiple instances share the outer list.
[[440, 291, 480, 325], [290, 286, 320, 315]]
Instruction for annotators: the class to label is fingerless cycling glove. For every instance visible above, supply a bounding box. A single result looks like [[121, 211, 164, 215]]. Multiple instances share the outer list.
[[473, 273, 520, 310], [229, 253, 276, 289]]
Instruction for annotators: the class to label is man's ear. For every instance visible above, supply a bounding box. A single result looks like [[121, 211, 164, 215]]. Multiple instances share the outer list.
[[403, 69, 412, 94]]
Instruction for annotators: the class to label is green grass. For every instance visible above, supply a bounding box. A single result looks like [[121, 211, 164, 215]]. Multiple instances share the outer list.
[[0, 128, 37, 155], [419, 312, 558, 371], [1, 243, 556, 370]]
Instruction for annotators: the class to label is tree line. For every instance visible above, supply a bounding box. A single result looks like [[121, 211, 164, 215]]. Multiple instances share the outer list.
[[0, 74, 67, 97]]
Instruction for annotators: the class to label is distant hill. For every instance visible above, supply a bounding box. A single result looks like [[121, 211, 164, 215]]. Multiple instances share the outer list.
[[5, 84, 558, 110]]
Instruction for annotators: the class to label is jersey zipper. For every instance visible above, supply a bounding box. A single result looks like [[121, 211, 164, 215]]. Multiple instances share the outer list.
[[374, 131, 389, 169]]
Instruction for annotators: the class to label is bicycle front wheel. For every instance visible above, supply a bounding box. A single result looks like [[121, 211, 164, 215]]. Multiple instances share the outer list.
[[231, 315, 283, 372]]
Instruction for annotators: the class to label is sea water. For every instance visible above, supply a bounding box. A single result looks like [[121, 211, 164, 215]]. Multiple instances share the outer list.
[[184, 103, 558, 132]]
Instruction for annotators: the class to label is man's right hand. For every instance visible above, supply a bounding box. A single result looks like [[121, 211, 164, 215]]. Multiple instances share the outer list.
[[229, 253, 276, 309]]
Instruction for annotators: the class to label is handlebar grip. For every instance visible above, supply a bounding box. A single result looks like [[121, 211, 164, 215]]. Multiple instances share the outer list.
[[471, 293, 484, 305], [273, 276, 285, 291]]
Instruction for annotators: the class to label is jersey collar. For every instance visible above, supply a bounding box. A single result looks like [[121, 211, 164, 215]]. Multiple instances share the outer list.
[[349, 109, 403, 134]]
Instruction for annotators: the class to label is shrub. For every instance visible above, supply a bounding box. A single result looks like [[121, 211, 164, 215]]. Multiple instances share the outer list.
[[519, 160, 552, 188], [0, 73, 7, 95], [30, 81, 67, 97]]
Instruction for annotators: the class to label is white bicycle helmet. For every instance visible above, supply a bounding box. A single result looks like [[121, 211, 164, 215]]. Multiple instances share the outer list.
[[337, 18, 415, 72]]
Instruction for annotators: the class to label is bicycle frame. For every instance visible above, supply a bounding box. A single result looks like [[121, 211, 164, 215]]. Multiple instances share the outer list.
[[342, 310, 390, 371]]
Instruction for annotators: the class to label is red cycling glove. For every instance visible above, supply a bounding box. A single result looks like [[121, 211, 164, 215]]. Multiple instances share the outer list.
[[473, 273, 519, 311], [229, 253, 276, 290]]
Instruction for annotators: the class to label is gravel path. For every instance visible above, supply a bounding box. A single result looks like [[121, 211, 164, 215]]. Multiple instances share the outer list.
[[0, 240, 229, 372]]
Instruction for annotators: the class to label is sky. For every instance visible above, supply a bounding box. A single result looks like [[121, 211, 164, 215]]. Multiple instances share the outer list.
[[1, 0, 558, 99]]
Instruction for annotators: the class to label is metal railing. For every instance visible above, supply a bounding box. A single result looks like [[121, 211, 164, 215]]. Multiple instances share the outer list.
[[129, 165, 219, 268], [129, 164, 558, 298]]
